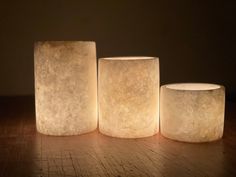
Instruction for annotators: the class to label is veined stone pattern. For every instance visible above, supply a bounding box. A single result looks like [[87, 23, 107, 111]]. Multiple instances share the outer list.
[[160, 83, 225, 142], [34, 41, 97, 136], [99, 57, 160, 138]]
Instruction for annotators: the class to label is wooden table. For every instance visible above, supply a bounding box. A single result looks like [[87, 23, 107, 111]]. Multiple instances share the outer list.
[[0, 96, 236, 177]]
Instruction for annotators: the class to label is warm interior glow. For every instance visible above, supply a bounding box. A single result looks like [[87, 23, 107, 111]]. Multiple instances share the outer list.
[[101, 56, 156, 60], [99, 57, 160, 138], [166, 83, 221, 91], [35, 41, 97, 136], [160, 83, 225, 143]]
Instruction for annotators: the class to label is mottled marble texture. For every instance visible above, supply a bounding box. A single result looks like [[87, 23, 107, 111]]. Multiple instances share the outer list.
[[99, 57, 159, 138], [160, 83, 225, 142], [34, 41, 97, 136]]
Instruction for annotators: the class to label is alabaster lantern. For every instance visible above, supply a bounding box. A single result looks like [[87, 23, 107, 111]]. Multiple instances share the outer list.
[[34, 41, 97, 136], [99, 57, 160, 138], [160, 83, 225, 142]]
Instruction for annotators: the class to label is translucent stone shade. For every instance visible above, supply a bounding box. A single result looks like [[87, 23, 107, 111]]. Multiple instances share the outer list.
[[99, 57, 160, 138], [34, 41, 97, 136], [160, 83, 225, 142]]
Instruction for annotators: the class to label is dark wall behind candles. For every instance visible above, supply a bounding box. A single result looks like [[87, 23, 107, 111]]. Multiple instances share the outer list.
[[0, 0, 235, 101]]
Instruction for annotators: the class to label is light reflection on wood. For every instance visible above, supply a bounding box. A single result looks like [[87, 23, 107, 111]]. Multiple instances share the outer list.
[[0, 97, 235, 177]]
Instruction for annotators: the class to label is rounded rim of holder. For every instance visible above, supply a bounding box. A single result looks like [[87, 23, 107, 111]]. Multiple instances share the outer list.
[[34, 41, 96, 45], [99, 56, 159, 61], [162, 83, 224, 91]]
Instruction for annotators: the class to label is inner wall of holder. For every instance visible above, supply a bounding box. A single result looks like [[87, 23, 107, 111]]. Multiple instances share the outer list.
[[166, 83, 221, 91], [101, 57, 156, 60]]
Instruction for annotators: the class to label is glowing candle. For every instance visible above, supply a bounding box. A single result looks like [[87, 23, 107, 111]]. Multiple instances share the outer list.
[[34, 41, 97, 135], [99, 57, 159, 138], [160, 83, 225, 142]]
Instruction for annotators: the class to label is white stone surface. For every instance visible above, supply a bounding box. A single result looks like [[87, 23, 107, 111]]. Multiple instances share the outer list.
[[160, 83, 225, 142], [99, 57, 159, 138], [34, 41, 97, 136]]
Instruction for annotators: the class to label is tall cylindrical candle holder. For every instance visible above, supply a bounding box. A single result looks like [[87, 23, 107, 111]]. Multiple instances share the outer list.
[[99, 57, 160, 138], [34, 41, 97, 136], [160, 83, 225, 142]]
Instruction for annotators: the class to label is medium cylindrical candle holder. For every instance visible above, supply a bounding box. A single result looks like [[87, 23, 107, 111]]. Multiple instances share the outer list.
[[160, 83, 225, 142], [99, 57, 160, 138], [34, 41, 97, 136]]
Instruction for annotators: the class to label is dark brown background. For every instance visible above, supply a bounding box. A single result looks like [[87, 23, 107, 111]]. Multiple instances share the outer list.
[[0, 0, 235, 101]]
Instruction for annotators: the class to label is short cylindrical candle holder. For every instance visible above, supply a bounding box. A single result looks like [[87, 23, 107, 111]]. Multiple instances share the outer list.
[[99, 57, 160, 138], [34, 41, 97, 136], [160, 83, 225, 142]]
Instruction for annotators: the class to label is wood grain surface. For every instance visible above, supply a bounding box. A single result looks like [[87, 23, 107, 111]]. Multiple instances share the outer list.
[[0, 96, 236, 177]]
